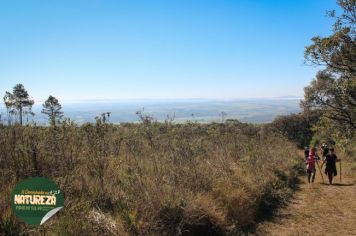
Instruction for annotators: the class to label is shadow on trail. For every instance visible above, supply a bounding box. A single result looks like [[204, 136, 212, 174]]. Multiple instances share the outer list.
[[243, 169, 303, 235], [320, 182, 355, 187]]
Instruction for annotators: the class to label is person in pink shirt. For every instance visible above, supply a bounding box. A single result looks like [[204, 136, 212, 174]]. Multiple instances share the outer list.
[[306, 147, 320, 183]]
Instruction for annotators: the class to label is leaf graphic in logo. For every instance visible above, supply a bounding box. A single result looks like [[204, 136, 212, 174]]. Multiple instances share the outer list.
[[40, 207, 63, 225]]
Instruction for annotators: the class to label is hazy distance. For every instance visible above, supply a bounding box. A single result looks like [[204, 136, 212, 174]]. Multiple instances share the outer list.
[[2, 97, 301, 125]]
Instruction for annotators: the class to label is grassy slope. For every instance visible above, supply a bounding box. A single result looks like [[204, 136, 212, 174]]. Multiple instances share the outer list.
[[255, 159, 356, 236], [0, 122, 301, 235]]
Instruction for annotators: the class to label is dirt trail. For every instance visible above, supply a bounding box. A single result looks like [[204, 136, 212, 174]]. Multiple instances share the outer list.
[[255, 160, 356, 236]]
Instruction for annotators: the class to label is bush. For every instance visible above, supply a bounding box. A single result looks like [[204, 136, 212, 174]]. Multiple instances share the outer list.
[[269, 112, 320, 148]]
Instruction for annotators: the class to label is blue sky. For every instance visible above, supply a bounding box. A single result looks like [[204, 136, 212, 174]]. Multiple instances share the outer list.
[[0, 0, 338, 101]]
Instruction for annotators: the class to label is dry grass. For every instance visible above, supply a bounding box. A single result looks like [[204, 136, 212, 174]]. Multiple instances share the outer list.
[[0, 120, 301, 235]]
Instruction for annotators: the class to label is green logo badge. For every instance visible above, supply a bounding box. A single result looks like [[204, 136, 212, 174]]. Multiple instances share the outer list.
[[11, 177, 64, 225]]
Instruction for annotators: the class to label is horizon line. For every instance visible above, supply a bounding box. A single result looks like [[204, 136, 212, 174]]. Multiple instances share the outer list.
[[0, 96, 303, 105]]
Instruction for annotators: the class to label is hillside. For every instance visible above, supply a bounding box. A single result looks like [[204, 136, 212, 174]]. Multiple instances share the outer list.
[[0, 121, 302, 235]]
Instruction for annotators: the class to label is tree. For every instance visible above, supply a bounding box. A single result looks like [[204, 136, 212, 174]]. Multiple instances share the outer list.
[[304, 0, 355, 76], [270, 112, 321, 148], [302, 0, 356, 138], [3, 84, 34, 126], [41, 95, 64, 126]]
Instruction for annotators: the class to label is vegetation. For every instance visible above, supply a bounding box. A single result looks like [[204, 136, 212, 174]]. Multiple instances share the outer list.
[[272, 0, 355, 153], [0, 118, 301, 235], [269, 112, 321, 148], [41, 95, 64, 127], [3, 84, 34, 126], [0, 1, 354, 235], [302, 0, 356, 147]]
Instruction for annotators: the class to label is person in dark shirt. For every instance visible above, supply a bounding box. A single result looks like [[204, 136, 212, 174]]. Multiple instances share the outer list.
[[321, 143, 329, 158], [323, 147, 340, 185]]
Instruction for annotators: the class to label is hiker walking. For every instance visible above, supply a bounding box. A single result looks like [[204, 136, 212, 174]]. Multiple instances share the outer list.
[[305, 147, 320, 183], [323, 147, 340, 185], [321, 143, 329, 158]]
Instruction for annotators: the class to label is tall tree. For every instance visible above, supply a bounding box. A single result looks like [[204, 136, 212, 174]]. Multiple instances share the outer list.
[[302, 0, 356, 138], [41, 95, 63, 126], [3, 84, 34, 126]]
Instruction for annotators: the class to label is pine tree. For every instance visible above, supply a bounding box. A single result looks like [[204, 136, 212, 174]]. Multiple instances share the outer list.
[[3, 84, 34, 126], [41, 95, 64, 126]]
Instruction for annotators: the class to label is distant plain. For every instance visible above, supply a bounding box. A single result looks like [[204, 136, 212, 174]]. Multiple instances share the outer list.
[[4, 98, 301, 124]]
